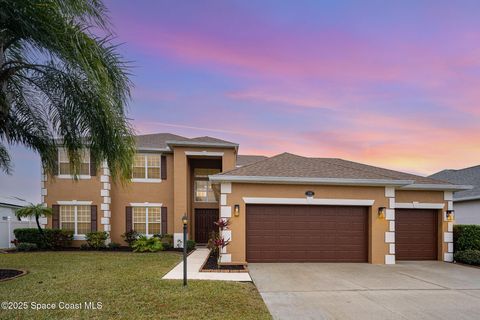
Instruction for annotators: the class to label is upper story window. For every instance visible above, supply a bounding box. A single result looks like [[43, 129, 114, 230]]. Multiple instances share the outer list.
[[132, 154, 161, 181], [194, 168, 221, 202], [58, 148, 90, 177]]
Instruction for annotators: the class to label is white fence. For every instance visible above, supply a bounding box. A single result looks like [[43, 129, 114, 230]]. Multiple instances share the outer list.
[[0, 217, 36, 249]]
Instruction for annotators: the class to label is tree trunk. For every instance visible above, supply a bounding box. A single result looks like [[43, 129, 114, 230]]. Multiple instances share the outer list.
[[35, 214, 47, 248]]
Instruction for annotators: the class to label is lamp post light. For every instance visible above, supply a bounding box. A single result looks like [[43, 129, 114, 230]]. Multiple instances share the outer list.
[[182, 214, 188, 287]]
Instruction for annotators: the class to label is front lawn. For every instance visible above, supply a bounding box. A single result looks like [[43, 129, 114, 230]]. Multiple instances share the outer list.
[[0, 252, 270, 319]]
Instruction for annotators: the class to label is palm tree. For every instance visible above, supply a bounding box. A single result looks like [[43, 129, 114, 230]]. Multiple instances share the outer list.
[[0, 0, 135, 179], [15, 203, 52, 241]]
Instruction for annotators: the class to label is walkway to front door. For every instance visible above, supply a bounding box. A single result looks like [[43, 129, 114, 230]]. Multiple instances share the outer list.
[[194, 208, 218, 243]]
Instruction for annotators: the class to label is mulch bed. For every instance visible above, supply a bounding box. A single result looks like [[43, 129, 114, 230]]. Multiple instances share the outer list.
[[201, 251, 247, 273], [0, 269, 27, 281]]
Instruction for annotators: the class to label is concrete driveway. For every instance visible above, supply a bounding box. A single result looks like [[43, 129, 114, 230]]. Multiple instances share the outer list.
[[249, 262, 480, 320]]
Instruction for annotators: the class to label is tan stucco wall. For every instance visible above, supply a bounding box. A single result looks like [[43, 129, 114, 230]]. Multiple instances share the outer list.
[[172, 147, 236, 235], [224, 184, 390, 264], [44, 175, 103, 232], [223, 184, 451, 265], [109, 154, 175, 244]]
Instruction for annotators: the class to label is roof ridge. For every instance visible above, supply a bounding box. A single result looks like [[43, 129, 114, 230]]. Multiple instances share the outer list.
[[323, 158, 405, 181], [219, 153, 291, 175]]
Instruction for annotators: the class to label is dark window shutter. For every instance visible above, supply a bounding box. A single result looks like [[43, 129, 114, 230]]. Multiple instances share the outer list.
[[161, 155, 167, 180], [90, 151, 97, 176], [126, 206, 133, 232], [90, 205, 97, 232], [53, 152, 59, 176], [52, 205, 60, 228], [161, 207, 167, 235]]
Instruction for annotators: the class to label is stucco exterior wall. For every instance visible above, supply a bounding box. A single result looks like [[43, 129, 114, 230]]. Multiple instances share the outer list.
[[221, 184, 453, 265], [222, 183, 390, 264], [453, 200, 480, 225]]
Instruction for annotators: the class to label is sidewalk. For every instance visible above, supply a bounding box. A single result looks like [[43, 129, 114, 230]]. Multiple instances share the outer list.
[[162, 248, 251, 281]]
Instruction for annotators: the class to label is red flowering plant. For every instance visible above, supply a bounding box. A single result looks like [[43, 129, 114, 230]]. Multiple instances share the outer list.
[[208, 218, 231, 267]]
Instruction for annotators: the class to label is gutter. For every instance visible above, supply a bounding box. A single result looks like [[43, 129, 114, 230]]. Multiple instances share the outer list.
[[399, 184, 473, 191], [209, 175, 415, 187], [166, 140, 238, 150], [454, 195, 480, 202]]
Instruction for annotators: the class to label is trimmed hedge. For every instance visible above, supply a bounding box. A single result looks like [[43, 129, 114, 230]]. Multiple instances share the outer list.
[[454, 250, 480, 266], [453, 224, 480, 252], [13, 228, 73, 249]]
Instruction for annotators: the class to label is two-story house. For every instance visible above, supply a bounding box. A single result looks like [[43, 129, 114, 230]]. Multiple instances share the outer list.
[[42, 133, 471, 265]]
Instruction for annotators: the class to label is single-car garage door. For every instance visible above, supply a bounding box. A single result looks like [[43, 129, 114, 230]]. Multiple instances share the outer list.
[[396, 209, 438, 260], [246, 204, 368, 262]]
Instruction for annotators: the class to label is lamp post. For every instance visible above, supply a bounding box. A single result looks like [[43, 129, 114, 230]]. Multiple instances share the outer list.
[[182, 214, 188, 287]]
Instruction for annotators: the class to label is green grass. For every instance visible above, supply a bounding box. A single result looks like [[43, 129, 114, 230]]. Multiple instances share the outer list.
[[0, 252, 271, 320]]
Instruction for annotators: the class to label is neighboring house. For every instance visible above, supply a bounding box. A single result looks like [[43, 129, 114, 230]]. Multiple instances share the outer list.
[[0, 196, 33, 248], [42, 133, 471, 265], [430, 166, 480, 224]]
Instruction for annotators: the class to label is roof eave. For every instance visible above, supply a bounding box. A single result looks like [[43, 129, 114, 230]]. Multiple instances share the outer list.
[[166, 140, 238, 149], [136, 147, 172, 153], [453, 195, 480, 202], [399, 184, 474, 191], [209, 175, 414, 187]]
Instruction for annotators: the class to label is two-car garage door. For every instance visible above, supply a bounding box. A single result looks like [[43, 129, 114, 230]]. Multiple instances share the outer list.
[[246, 204, 368, 262], [246, 205, 439, 263]]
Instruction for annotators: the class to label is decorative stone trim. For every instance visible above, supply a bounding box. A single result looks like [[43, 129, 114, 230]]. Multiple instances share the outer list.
[[444, 253, 453, 262], [100, 161, 111, 240], [448, 243, 454, 253], [220, 254, 232, 263], [220, 206, 232, 218], [220, 194, 227, 206], [447, 222, 453, 232], [174, 232, 184, 248], [385, 255, 395, 265], [222, 230, 232, 242], [444, 191, 453, 201], [385, 187, 396, 264], [221, 183, 232, 194], [40, 166, 47, 227], [444, 232, 453, 243]]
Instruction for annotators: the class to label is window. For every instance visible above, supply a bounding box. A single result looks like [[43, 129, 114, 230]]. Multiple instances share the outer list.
[[194, 168, 220, 202], [60, 205, 91, 236], [132, 154, 161, 180], [132, 207, 161, 235], [58, 148, 90, 176]]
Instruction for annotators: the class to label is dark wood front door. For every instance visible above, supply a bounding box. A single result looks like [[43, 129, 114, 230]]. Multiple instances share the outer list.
[[396, 209, 438, 260], [194, 208, 219, 244], [246, 204, 368, 263]]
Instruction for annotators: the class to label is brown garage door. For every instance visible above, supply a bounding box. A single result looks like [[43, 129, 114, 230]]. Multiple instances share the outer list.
[[246, 204, 368, 262], [396, 209, 438, 260]]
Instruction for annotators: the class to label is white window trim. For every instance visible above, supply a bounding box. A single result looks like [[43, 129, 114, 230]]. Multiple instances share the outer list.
[[242, 197, 375, 206], [57, 148, 91, 178], [394, 202, 445, 209], [59, 204, 91, 240], [130, 202, 163, 207], [132, 206, 162, 236], [131, 153, 162, 182]]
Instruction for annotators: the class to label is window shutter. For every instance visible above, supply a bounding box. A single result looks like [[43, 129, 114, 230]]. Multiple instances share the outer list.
[[52, 205, 60, 228], [90, 151, 97, 176], [90, 205, 97, 232], [161, 207, 167, 235], [126, 206, 133, 232], [161, 155, 167, 180], [53, 152, 59, 176]]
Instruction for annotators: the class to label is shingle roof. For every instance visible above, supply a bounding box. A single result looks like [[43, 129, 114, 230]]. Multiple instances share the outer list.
[[217, 152, 449, 185], [430, 166, 480, 200], [134, 133, 237, 150], [236, 155, 268, 167]]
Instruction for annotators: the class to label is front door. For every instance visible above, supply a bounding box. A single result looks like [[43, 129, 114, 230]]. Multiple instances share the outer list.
[[194, 208, 219, 244]]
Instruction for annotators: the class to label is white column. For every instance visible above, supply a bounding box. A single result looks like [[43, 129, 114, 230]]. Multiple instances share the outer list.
[[385, 187, 396, 264]]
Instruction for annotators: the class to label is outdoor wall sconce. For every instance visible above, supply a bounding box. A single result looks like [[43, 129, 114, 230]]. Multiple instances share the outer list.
[[378, 207, 386, 220], [446, 210, 455, 221], [234, 204, 240, 217]]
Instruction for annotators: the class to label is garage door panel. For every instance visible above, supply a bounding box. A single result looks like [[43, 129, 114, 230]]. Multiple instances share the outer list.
[[396, 209, 437, 261], [246, 204, 368, 262]]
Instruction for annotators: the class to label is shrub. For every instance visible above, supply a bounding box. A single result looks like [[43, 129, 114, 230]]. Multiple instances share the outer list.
[[121, 230, 140, 247], [159, 234, 173, 250], [85, 231, 109, 249], [187, 240, 196, 252], [16, 242, 38, 252], [13, 228, 73, 249], [80, 243, 89, 250], [454, 225, 480, 252], [132, 236, 164, 252], [454, 250, 480, 265], [108, 242, 121, 250]]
